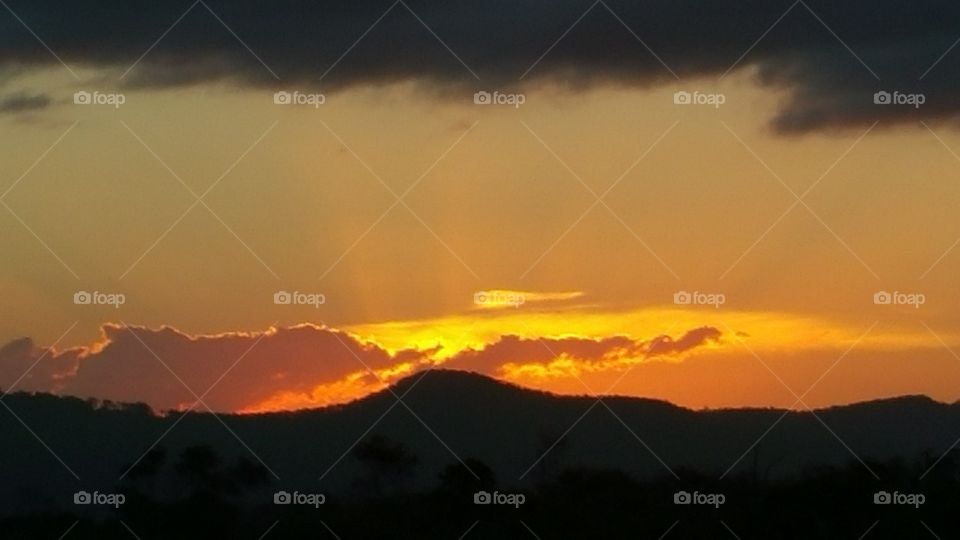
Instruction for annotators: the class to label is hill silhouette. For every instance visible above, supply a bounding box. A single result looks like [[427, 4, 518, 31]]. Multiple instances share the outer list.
[[1, 369, 958, 537], [1, 370, 957, 504]]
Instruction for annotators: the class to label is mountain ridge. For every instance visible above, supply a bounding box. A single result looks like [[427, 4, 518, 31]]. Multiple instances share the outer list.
[[4, 368, 949, 418]]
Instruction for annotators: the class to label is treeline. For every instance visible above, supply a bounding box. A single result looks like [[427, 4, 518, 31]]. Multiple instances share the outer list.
[[3, 436, 959, 539]]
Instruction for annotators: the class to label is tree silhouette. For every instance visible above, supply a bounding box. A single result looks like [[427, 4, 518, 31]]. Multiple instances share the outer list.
[[352, 434, 418, 497], [226, 457, 271, 492], [175, 445, 223, 493], [119, 446, 167, 503], [532, 429, 568, 484], [437, 458, 496, 495], [128, 446, 167, 479]]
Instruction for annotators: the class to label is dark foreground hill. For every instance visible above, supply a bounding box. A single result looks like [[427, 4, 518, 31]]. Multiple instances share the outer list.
[[2, 370, 959, 538]]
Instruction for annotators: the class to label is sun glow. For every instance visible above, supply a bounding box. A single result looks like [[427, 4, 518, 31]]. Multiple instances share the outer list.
[[229, 305, 947, 412], [345, 306, 928, 359]]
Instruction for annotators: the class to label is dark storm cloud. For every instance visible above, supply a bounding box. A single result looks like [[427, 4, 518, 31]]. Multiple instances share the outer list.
[[0, 91, 51, 113], [1, 0, 959, 131]]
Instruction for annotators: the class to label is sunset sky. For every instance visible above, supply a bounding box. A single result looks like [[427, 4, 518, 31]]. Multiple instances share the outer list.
[[3, 0, 960, 413]]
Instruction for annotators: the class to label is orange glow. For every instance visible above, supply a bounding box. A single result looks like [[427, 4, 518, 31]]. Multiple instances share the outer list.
[[346, 307, 939, 358], [234, 306, 954, 412], [241, 370, 383, 413]]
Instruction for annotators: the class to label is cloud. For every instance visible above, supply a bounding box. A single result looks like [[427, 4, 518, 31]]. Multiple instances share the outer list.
[[472, 289, 583, 310], [0, 322, 721, 412], [446, 334, 639, 373], [1, 0, 959, 131], [445, 326, 722, 375], [0, 92, 51, 113], [0, 337, 81, 390], [0, 323, 420, 412], [646, 326, 723, 357]]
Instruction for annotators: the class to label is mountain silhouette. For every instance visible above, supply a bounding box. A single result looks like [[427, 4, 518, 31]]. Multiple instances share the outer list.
[[1, 369, 957, 516]]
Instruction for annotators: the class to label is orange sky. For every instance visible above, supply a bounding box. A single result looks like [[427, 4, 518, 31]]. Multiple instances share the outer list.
[[3, 71, 960, 412]]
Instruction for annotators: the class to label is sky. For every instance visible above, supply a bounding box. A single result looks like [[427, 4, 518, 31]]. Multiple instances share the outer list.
[[2, 0, 960, 413]]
